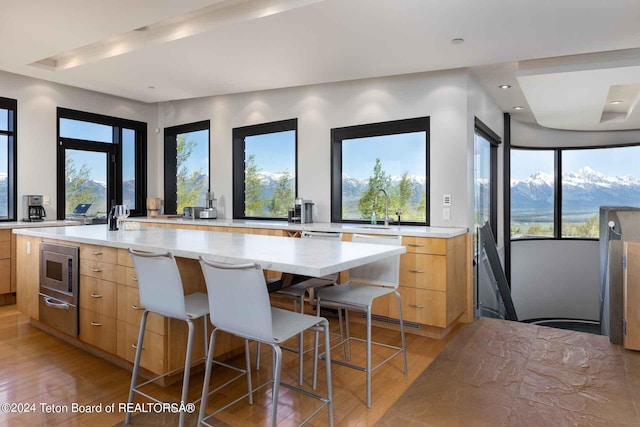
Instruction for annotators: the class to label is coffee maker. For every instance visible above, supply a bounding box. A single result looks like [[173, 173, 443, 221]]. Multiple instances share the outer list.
[[23, 195, 46, 222]]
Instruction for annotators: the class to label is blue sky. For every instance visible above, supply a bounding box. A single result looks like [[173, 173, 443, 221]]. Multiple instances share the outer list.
[[245, 130, 295, 173], [511, 146, 640, 180], [180, 129, 209, 174], [342, 132, 426, 179]]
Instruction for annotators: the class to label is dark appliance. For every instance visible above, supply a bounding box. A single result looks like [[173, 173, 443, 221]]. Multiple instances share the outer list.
[[39, 242, 80, 336], [23, 195, 46, 222]]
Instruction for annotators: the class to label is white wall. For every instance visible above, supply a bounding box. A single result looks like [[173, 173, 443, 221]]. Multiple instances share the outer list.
[[510, 120, 640, 321], [0, 70, 157, 220], [155, 69, 471, 227], [467, 75, 504, 244], [511, 240, 599, 320]]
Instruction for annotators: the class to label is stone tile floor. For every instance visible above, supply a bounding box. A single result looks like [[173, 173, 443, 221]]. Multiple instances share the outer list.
[[376, 318, 640, 426]]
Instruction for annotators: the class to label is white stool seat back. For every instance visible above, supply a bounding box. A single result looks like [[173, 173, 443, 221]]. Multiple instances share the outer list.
[[199, 259, 274, 343], [129, 250, 187, 319], [348, 234, 402, 288]]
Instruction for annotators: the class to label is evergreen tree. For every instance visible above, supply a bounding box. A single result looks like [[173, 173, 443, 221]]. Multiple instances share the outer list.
[[416, 191, 427, 221], [176, 135, 207, 213], [397, 172, 413, 215], [358, 158, 392, 220], [65, 158, 99, 214], [245, 155, 264, 216], [268, 169, 293, 216]]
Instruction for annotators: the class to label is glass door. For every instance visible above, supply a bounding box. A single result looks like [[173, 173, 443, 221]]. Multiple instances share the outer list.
[[64, 147, 114, 218]]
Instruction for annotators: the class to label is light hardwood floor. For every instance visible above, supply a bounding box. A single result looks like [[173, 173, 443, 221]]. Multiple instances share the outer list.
[[0, 305, 460, 426]]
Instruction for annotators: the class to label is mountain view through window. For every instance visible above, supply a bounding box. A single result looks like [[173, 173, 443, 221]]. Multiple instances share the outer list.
[[510, 146, 640, 239]]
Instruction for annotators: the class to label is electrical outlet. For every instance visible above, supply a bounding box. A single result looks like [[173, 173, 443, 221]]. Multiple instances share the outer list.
[[26, 241, 31, 254], [443, 207, 451, 221], [443, 194, 451, 207], [43, 196, 50, 206]]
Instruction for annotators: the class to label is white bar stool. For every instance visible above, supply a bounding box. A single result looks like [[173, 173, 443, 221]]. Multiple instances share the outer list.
[[259, 231, 346, 385], [313, 234, 408, 408], [198, 257, 334, 427], [125, 249, 210, 427]]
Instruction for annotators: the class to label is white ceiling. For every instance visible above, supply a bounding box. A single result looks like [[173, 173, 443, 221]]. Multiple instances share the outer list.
[[2, 0, 640, 130]]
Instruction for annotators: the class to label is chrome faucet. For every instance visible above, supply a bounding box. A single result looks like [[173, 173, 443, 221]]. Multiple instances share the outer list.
[[374, 188, 389, 226]]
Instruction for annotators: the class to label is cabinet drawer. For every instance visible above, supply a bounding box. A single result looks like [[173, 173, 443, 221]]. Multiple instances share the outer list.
[[80, 276, 116, 317], [117, 321, 166, 375], [0, 230, 10, 242], [117, 249, 134, 267], [117, 265, 139, 288], [117, 285, 166, 335], [80, 261, 117, 282], [80, 244, 117, 264], [79, 308, 116, 353], [399, 253, 446, 291], [402, 237, 446, 255], [0, 259, 10, 294], [389, 287, 447, 328], [0, 240, 10, 260]]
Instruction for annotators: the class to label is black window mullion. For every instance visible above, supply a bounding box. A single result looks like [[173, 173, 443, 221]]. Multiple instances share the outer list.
[[554, 150, 561, 239]]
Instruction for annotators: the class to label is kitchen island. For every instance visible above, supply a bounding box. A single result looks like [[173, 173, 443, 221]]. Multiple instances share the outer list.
[[12, 224, 408, 382]]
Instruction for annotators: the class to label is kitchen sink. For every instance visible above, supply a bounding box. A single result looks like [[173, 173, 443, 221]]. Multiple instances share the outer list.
[[355, 225, 393, 230]]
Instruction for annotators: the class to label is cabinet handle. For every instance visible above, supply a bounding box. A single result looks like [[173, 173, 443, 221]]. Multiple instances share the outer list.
[[132, 304, 145, 311], [93, 251, 103, 256], [131, 343, 144, 350], [407, 243, 424, 247], [132, 276, 138, 281], [408, 304, 425, 309], [91, 267, 103, 272], [408, 269, 425, 273], [90, 321, 103, 326], [91, 293, 103, 298]]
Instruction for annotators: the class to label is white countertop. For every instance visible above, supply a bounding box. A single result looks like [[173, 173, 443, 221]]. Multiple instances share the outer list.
[[13, 225, 406, 277], [0, 220, 80, 229], [127, 217, 467, 238]]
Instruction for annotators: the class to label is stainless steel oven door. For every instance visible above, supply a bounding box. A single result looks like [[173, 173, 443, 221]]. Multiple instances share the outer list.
[[40, 243, 79, 305], [39, 294, 78, 336]]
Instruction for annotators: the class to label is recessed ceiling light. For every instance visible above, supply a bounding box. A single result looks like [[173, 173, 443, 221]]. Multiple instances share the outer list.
[[498, 84, 511, 89], [134, 26, 149, 32], [451, 38, 464, 45], [147, 86, 155, 90], [513, 106, 524, 110], [609, 100, 624, 104]]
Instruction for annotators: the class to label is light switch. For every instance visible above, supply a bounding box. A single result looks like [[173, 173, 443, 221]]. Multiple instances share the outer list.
[[443, 194, 451, 206]]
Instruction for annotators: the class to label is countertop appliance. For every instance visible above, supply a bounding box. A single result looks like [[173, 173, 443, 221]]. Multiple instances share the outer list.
[[23, 194, 46, 222], [66, 203, 108, 225], [183, 206, 204, 220], [290, 198, 314, 224], [39, 242, 80, 336], [199, 190, 217, 219]]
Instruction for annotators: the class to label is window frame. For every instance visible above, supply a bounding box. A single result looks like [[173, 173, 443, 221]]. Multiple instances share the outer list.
[[56, 107, 147, 218], [474, 117, 500, 241], [0, 97, 17, 221], [510, 142, 640, 241], [330, 116, 430, 225], [163, 120, 211, 215], [232, 118, 298, 220]]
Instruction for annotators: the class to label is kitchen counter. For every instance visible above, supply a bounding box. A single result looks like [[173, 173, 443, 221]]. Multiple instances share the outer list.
[[12, 224, 406, 277], [0, 220, 80, 229], [125, 217, 467, 238]]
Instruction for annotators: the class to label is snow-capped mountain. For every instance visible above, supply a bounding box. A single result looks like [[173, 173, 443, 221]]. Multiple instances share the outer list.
[[509, 167, 640, 209]]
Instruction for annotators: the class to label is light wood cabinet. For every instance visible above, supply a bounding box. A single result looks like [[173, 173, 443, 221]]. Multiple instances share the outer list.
[[79, 308, 117, 353], [79, 244, 118, 354], [0, 230, 13, 299], [117, 320, 166, 374], [15, 235, 42, 319]]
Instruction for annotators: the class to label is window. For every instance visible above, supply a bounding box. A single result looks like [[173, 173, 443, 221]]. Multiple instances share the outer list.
[[562, 146, 640, 238], [0, 97, 17, 221], [474, 118, 500, 240], [331, 117, 429, 224], [510, 144, 640, 240], [232, 119, 297, 219], [57, 108, 147, 219], [510, 149, 555, 239], [164, 121, 210, 215]]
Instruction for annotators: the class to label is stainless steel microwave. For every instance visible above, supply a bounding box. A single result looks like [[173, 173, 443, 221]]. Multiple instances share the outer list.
[[40, 242, 79, 306]]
